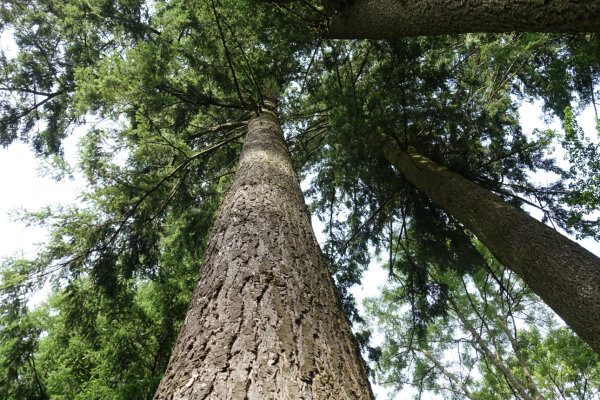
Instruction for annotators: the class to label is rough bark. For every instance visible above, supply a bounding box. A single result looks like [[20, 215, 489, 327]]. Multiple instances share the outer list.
[[370, 132, 600, 354], [326, 0, 600, 39], [154, 105, 374, 399]]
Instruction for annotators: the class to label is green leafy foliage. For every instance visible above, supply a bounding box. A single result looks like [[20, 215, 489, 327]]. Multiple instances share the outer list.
[[558, 107, 600, 239], [366, 240, 600, 399]]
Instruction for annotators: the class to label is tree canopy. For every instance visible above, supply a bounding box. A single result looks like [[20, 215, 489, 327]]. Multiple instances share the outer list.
[[1, 0, 599, 398]]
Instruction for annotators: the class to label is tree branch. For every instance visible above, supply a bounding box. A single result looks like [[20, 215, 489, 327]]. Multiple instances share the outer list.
[[156, 85, 247, 110], [416, 347, 480, 400], [210, 0, 246, 107], [186, 120, 249, 141], [0, 90, 65, 125]]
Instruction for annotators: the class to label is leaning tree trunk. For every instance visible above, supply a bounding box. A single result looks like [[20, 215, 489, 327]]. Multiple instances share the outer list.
[[325, 0, 600, 38], [154, 104, 374, 399], [370, 132, 600, 354]]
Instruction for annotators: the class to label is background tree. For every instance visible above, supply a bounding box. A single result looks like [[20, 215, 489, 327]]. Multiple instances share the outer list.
[[367, 238, 600, 399], [295, 33, 600, 351]]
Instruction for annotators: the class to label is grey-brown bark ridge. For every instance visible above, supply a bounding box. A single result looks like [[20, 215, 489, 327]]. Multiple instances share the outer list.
[[326, 0, 600, 38], [154, 103, 375, 399], [370, 131, 600, 355]]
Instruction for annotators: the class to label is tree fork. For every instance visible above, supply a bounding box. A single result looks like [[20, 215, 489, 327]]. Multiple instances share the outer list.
[[370, 132, 600, 354], [154, 104, 374, 399], [325, 0, 600, 39]]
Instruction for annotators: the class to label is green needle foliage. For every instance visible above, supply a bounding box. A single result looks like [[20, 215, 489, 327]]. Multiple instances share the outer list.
[[0, 0, 599, 397], [299, 35, 550, 326], [1, 0, 317, 396], [0, 0, 157, 155]]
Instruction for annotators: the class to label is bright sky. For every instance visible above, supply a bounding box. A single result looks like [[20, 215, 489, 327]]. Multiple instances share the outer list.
[[0, 136, 81, 260]]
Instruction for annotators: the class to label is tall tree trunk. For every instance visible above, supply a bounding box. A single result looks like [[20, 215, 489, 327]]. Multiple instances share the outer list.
[[154, 104, 374, 399], [325, 0, 600, 38], [370, 132, 600, 354]]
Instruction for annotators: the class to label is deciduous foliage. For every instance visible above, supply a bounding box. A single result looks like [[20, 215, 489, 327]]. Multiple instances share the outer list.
[[367, 240, 600, 399]]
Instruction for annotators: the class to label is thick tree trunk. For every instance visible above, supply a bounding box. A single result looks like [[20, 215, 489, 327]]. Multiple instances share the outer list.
[[370, 132, 600, 354], [154, 104, 374, 399], [326, 0, 600, 38]]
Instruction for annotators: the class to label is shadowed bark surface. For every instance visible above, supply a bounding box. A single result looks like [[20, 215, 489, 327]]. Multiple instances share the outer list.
[[371, 132, 600, 354], [154, 105, 374, 399], [326, 0, 600, 38]]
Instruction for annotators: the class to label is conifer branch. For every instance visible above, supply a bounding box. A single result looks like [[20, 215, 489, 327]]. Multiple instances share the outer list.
[[352, 44, 371, 88], [339, 194, 395, 255], [0, 87, 60, 96], [61, 129, 247, 266], [220, 18, 261, 108], [138, 109, 190, 159], [301, 37, 323, 92], [186, 120, 249, 141], [156, 85, 246, 110], [0, 90, 65, 125], [475, 141, 543, 171], [445, 294, 533, 400], [415, 348, 479, 400], [210, 0, 246, 107]]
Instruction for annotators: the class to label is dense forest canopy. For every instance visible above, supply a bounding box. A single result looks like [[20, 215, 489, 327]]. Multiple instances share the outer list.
[[1, 0, 599, 398]]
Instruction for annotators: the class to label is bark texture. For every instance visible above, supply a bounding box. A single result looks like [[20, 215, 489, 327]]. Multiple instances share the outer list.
[[371, 132, 600, 354], [154, 106, 374, 399], [326, 0, 600, 38]]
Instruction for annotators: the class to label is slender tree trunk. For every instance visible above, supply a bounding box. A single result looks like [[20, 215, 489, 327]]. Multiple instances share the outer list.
[[154, 103, 374, 399], [370, 132, 600, 354], [494, 315, 546, 400], [325, 0, 600, 39], [416, 348, 480, 400], [448, 297, 534, 400]]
